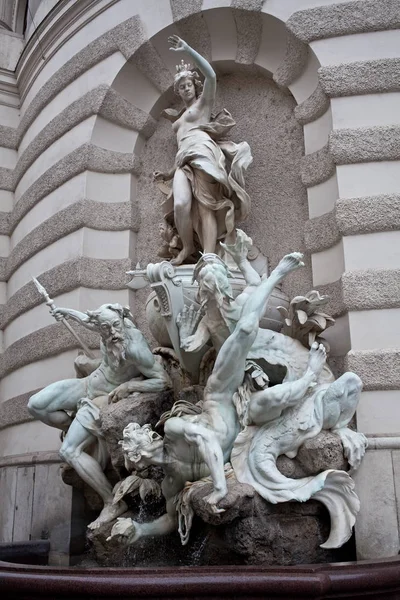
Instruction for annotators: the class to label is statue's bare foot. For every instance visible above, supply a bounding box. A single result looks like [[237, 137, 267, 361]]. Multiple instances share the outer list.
[[276, 252, 304, 277], [307, 342, 327, 376], [87, 500, 128, 530], [170, 246, 195, 266], [335, 427, 368, 470]]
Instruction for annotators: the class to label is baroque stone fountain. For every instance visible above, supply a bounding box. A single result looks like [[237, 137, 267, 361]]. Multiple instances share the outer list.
[[27, 35, 367, 569]]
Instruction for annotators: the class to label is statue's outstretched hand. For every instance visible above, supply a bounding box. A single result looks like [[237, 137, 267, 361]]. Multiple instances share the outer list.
[[168, 35, 188, 52], [220, 229, 253, 265], [177, 305, 203, 349], [48, 306, 69, 321], [106, 518, 141, 546]]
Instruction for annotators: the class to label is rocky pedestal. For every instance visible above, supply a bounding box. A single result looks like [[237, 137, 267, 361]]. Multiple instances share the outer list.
[[67, 387, 354, 567]]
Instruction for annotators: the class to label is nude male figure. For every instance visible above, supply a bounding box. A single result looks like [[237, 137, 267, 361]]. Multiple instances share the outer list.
[[28, 303, 170, 528]]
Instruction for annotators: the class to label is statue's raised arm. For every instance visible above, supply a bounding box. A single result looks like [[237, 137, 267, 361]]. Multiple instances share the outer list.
[[155, 37, 252, 266], [168, 35, 216, 112]]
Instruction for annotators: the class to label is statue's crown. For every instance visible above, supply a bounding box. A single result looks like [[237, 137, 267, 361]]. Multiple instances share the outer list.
[[174, 59, 195, 81]]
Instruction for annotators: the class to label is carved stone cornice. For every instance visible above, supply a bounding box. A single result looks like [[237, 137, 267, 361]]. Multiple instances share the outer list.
[[17, 0, 119, 104]]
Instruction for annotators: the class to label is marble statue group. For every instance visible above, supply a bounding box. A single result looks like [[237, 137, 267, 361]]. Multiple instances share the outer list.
[[28, 36, 367, 558]]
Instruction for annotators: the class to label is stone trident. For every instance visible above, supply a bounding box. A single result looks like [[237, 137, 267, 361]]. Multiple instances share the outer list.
[[32, 276, 96, 358]]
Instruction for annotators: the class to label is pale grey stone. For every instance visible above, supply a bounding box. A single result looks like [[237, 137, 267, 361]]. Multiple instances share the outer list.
[[175, 14, 212, 62], [6, 200, 137, 280], [0, 125, 17, 150], [101, 88, 156, 138], [170, 0, 203, 21], [342, 269, 400, 312], [0, 167, 13, 191], [336, 195, 400, 236], [317, 279, 346, 318], [0, 391, 37, 430], [304, 210, 339, 253], [305, 194, 400, 254], [330, 125, 400, 164], [301, 142, 335, 187], [346, 348, 400, 391], [9, 144, 140, 233], [287, 0, 400, 43], [233, 9, 262, 65], [0, 257, 132, 329], [0, 323, 99, 379], [273, 30, 308, 87], [318, 269, 400, 318], [353, 451, 400, 559], [132, 41, 174, 94], [16, 16, 149, 144], [319, 58, 400, 97], [231, 0, 264, 10], [0, 257, 6, 281], [0, 212, 10, 235], [294, 83, 329, 125], [13, 87, 109, 190], [12, 87, 154, 194]]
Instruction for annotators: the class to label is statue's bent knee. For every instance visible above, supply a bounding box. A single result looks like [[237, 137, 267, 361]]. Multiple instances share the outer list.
[[341, 372, 362, 393], [59, 443, 78, 463]]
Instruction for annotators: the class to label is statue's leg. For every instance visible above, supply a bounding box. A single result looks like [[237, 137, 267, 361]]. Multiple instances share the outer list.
[[321, 372, 367, 469], [249, 342, 327, 425], [197, 202, 217, 254], [28, 378, 87, 431], [59, 415, 127, 529], [207, 253, 304, 398], [171, 168, 195, 265]]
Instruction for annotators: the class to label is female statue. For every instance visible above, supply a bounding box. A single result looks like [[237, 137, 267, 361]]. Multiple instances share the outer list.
[[154, 35, 253, 265]]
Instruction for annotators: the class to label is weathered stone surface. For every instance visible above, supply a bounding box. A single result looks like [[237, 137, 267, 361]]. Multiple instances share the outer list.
[[287, 0, 400, 43], [301, 143, 335, 188], [273, 30, 308, 88], [294, 432, 348, 475], [294, 83, 329, 125]]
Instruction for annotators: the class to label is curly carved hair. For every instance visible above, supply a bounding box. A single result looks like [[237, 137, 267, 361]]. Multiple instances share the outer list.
[[86, 303, 133, 326], [119, 423, 162, 463]]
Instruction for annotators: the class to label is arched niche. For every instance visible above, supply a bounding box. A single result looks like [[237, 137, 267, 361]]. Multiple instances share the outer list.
[[90, 7, 329, 330]]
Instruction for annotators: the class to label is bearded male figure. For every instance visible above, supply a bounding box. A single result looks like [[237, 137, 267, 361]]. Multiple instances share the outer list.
[[28, 303, 171, 528]]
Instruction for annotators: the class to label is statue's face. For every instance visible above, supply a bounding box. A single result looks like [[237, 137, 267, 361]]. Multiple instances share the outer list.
[[126, 439, 162, 471], [199, 271, 217, 303], [98, 311, 124, 344], [178, 77, 196, 102]]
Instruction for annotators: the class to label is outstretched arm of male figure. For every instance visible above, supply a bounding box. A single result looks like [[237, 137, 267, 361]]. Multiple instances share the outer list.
[[50, 307, 98, 332]]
